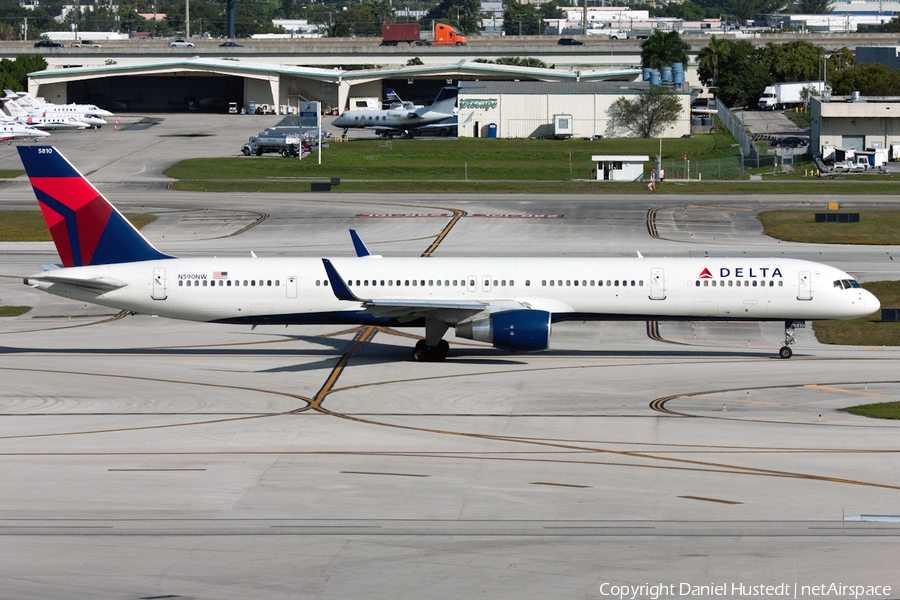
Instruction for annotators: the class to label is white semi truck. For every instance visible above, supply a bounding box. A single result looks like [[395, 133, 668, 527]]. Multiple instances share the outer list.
[[758, 81, 826, 110]]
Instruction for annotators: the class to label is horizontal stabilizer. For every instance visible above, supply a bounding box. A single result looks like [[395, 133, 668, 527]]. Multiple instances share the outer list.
[[25, 274, 127, 293]]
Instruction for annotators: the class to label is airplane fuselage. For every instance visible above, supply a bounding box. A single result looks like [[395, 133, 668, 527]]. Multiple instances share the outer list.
[[26, 256, 878, 326]]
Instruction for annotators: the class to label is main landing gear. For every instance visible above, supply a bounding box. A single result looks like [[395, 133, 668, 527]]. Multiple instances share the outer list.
[[779, 319, 803, 359], [413, 339, 449, 362], [412, 319, 450, 362]]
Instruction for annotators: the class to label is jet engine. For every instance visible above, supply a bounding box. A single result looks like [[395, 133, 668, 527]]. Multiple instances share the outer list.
[[455, 309, 551, 352]]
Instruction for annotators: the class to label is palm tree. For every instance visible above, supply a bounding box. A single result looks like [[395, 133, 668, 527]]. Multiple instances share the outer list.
[[697, 35, 730, 87], [640, 30, 690, 70]]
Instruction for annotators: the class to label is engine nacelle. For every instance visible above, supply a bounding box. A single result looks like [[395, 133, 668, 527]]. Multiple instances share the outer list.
[[455, 309, 551, 352]]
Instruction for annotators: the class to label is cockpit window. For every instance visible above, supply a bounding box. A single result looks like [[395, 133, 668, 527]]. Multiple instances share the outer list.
[[834, 279, 862, 289]]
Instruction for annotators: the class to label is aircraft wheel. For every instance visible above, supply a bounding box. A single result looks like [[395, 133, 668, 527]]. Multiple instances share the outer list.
[[412, 340, 428, 362], [779, 346, 793, 359], [434, 340, 449, 361]]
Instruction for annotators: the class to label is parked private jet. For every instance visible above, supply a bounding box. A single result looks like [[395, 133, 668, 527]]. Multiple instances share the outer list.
[[1, 120, 50, 143], [17, 146, 880, 361], [333, 86, 458, 139]]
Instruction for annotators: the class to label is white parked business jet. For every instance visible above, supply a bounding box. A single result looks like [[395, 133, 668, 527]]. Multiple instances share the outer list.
[[2, 97, 89, 130], [17, 146, 880, 361], [0, 119, 50, 143], [333, 87, 458, 139], [4, 90, 112, 128]]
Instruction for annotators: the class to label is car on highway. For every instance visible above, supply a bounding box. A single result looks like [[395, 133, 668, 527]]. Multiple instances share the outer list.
[[71, 40, 101, 48], [771, 136, 809, 148], [168, 38, 195, 47], [557, 38, 584, 45], [34, 40, 63, 48], [219, 41, 243, 47]]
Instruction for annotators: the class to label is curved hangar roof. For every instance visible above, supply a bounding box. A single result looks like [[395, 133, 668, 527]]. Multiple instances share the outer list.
[[28, 56, 642, 92]]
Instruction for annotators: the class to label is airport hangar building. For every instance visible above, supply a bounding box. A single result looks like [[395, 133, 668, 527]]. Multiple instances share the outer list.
[[26, 57, 642, 117]]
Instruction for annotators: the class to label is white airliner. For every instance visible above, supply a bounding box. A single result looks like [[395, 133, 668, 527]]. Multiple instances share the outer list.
[[17, 146, 880, 361], [333, 87, 458, 139]]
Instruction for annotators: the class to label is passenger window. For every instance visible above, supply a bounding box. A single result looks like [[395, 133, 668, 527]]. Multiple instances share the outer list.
[[574, 280, 578, 287], [615, 280, 619, 287], [267, 280, 271, 286], [639, 280, 643, 286], [436, 280, 441, 287], [388, 280, 393, 286], [324, 280, 329, 287], [558, 280, 563, 286], [421, 280, 425, 286], [631, 280, 635, 286], [501, 280, 506, 286], [469, 280, 475, 287], [275, 280, 279, 286], [259, 280, 263, 286], [364, 280, 369, 286], [582, 280, 586, 287], [510, 280, 514, 286], [606, 281, 611, 286], [445, 280, 449, 286], [711, 281, 716, 287], [251, 280, 256, 286], [405, 280, 410, 286], [178, 280, 183, 287], [243, 280, 248, 286], [201, 280, 206, 286], [598, 280, 603, 287], [550, 280, 555, 286], [526, 280, 531, 286], [453, 280, 458, 286], [413, 280, 417, 286], [590, 280, 595, 286], [695, 281, 700, 287], [315, 280, 320, 286], [779, 281, 783, 287], [753, 281, 758, 287], [381, 280, 385, 286]]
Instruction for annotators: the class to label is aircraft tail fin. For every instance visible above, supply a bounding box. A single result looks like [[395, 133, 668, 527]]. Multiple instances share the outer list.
[[3, 98, 29, 119], [17, 146, 173, 267], [428, 86, 458, 115]]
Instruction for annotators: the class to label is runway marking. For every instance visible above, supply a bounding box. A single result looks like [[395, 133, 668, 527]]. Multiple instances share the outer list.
[[679, 495, 742, 505], [108, 469, 206, 472], [646, 208, 660, 239], [646, 320, 691, 346], [216, 211, 269, 238], [805, 384, 888, 397], [687, 205, 752, 211], [421, 208, 467, 257], [0, 366, 314, 439], [342, 471, 428, 478], [0, 309, 130, 335], [532, 482, 590, 488], [651, 381, 900, 423]]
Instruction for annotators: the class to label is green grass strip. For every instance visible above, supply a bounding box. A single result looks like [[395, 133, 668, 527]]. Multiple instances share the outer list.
[[841, 402, 900, 420], [0, 306, 31, 317], [0, 170, 25, 179], [172, 180, 900, 195], [814, 281, 900, 347], [0, 211, 158, 242], [759, 210, 900, 244], [164, 137, 743, 182]]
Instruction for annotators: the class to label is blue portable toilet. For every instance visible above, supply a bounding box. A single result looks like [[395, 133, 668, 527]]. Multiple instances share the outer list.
[[649, 70, 661, 85], [642, 68, 652, 81], [487, 123, 498, 138], [661, 66, 672, 82]]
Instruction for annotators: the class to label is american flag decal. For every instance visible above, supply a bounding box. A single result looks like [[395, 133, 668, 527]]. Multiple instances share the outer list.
[[213, 271, 228, 279]]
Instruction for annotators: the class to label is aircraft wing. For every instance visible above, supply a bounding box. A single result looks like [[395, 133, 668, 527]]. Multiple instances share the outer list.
[[25, 274, 127, 293], [321, 259, 527, 319]]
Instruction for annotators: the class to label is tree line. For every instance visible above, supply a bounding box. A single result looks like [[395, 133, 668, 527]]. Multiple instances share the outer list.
[[641, 31, 899, 106]]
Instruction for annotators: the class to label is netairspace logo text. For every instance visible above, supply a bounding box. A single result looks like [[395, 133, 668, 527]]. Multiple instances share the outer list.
[[599, 583, 892, 600]]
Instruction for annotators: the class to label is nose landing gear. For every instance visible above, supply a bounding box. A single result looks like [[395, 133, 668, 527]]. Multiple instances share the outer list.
[[780, 320, 804, 359]]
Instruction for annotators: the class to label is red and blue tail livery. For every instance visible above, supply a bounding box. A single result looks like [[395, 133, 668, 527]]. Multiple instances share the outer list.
[[17, 146, 171, 267]]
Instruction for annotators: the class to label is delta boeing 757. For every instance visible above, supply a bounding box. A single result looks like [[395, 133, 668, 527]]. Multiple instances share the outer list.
[[17, 146, 879, 361]]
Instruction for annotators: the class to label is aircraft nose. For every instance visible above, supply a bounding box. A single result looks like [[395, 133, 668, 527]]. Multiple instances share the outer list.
[[864, 290, 881, 316]]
